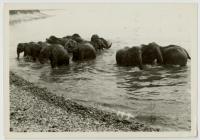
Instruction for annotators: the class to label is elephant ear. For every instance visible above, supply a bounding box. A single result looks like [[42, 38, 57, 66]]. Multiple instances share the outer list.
[[138, 49, 143, 70], [155, 46, 163, 64]]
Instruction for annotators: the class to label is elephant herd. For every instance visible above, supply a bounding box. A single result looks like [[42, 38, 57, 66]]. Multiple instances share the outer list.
[[17, 33, 112, 68], [116, 42, 191, 69], [17, 33, 191, 69]]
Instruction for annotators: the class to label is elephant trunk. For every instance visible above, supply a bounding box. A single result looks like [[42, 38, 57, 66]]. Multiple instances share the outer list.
[[17, 49, 22, 59], [17, 53, 19, 59], [101, 38, 112, 49], [105, 40, 112, 49], [138, 50, 143, 70], [107, 42, 112, 49], [156, 46, 163, 64]]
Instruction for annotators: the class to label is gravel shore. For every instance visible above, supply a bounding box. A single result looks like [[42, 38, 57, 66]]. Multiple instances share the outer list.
[[10, 71, 159, 132]]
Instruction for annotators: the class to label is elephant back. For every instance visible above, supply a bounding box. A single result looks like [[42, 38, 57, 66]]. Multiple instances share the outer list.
[[116, 47, 130, 65], [116, 46, 142, 66], [161, 45, 188, 66], [72, 43, 96, 61]]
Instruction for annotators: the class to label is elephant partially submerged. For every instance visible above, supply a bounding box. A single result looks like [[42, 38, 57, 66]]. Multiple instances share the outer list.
[[116, 46, 143, 70], [64, 39, 96, 61], [46, 34, 85, 47], [17, 41, 43, 61], [90, 34, 112, 50], [17, 42, 29, 59], [72, 42, 96, 61], [142, 42, 191, 66], [39, 44, 70, 68]]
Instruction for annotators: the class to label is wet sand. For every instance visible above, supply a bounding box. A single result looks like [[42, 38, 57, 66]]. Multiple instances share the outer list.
[[9, 71, 159, 132]]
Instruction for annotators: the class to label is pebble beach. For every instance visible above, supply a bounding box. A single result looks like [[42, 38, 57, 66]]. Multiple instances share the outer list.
[[10, 71, 159, 132]]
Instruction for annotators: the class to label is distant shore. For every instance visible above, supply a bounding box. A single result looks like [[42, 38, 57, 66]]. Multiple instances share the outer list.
[[9, 71, 159, 132], [9, 10, 50, 25], [9, 10, 41, 15]]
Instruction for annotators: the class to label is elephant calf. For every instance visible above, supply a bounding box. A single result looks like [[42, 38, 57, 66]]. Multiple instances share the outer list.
[[116, 46, 143, 70], [39, 44, 70, 68]]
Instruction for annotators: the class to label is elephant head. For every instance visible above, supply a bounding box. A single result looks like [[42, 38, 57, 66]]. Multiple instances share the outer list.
[[64, 39, 78, 53], [72, 33, 84, 43], [100, 38, 112, 49], [91, 34, 99, 42], [141, 42, 163, 65], [91, 34, 112, 50], [17, 43, 29, 59]]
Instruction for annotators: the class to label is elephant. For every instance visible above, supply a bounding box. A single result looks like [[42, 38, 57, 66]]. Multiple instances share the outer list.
[[39, 44, 70, 68], [90, 34, 112, 50], [63, 38, 96, 61], [17, 42, 29, 59], [46, 35, 66, 46], [100, 37, 112, 49], [29, 42, 43, 61], [72, 42, 96, 61], [141, 42, 191, 66], [17, 42, 42, 61], [46, 34, 84, 46], [64, 33, 85, 43], [116, 46, 143, 70]]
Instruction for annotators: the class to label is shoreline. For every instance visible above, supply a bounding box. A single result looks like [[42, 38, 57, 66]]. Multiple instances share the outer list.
[[9, 71, 159, 132], [9, 10, 51, 25]]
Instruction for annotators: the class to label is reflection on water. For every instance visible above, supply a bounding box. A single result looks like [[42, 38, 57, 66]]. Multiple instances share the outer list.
[[9, 9, 191, 131]]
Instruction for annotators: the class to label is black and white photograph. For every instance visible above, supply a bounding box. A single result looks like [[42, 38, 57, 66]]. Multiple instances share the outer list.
[[3, 2, 197, 138]]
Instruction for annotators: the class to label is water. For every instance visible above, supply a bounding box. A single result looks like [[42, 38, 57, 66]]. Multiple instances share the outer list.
[[9, 6, 191, 131]]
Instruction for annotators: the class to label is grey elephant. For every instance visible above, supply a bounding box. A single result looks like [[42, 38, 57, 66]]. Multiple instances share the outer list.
[[46, 35, 66, 46], [17, 42, 42, 61], [141, 42, 191, 66], [90, 34, 112, 50], [39, 44, 70, 68], [64, 39, 96, 61], [72, 42, 96, 61], [116, 46, 143, 70], [46, 34, 85, 47], [17, 42, 30, 59]]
